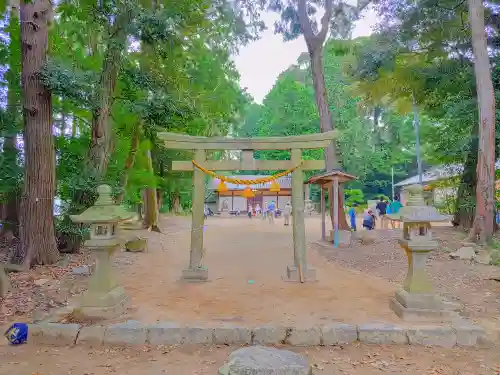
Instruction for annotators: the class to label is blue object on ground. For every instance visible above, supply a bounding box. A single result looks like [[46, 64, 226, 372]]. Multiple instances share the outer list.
[[247, 280, 255, 284], [4, 323, 28, 345]]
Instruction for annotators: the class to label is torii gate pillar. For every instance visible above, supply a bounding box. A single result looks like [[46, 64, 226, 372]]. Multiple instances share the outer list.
[[159, 131, 338, 283]]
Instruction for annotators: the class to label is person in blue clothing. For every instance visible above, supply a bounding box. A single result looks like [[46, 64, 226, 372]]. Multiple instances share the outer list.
[[362, 208, 376, 230], [267, 200, 276, 223], [389, 196, 403, 229], [348, 203, 357, 231]]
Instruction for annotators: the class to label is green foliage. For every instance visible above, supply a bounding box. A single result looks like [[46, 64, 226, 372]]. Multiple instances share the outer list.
[[344, 189, 364, 206]]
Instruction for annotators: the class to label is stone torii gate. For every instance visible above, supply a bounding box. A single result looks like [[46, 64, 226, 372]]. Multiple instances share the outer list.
[[158, 130, 337, 283]]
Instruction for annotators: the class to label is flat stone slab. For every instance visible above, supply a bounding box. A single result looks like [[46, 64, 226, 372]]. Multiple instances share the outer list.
[[104, 320, 147, 346], [320, 323, 358, 345], [358, 323, 408, 345], [407, 326, 457, 348], [218, 346, 311, 375], [24, 321, 496, 349], [28, 323, 81, 346]]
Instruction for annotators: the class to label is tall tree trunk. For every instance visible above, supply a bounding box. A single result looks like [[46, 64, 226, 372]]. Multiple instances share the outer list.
[[86, 7, 133, 183], [467, 0, 496, 243], [308, 42, 349, 231], [115, 123, 140, 204], [1, 3, 21, 238], [71, 116, 77, 137], [13, 0, 58, 266], [142, 147, 161, 232], [452, 122, 478, 229], [373, 106, 382, 148], [71, 7, 133, 215]]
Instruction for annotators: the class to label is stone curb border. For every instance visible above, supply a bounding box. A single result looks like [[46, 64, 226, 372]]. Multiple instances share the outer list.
[[26, 320, 494, 349]]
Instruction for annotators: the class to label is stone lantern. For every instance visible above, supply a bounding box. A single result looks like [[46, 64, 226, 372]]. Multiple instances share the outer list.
[[70, 184, 133, 320], [388, 184, 459, 322]]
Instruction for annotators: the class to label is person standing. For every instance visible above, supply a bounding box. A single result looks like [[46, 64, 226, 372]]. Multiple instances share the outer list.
[[376, 197, 388, 229], [247, 204, 253, 218], [262, 201, 268, 220], [348, 203, 357, 231], [283, 201, 292, 226], [255, 203, 261, 216], [268, 200, 275, 224], [389, 196, 403, 229]]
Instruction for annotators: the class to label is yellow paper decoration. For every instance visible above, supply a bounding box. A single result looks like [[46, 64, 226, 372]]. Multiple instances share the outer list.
[[242, 186, 254, 198], [216, 180, 228, 193], [192, 160, 302, 185], [269, 180, 280, 192]]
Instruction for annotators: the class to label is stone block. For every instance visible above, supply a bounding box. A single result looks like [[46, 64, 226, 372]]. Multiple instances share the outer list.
[[449, 246, 476, 260], [320, 323, 358, 345], [76, 325, 106, 347], [390, 297, 458, 323], [395, 289, 443, 310], [218, 346, 310, 375], [453, 322, 485, 347], [181, 267, 208, 282], [252, 325, 287, 345], [213, 326, 252, 345], [74, 286, 129, 320], [104, 320, 147, 346], [407, 326, 457, 348], [147, 322, 213, 345], [286, 327, 321, 346], [284, 265, 317, 283], [28, 323, 81, 346], [0, 264, 10, 298], [358, 323, 408, 345]]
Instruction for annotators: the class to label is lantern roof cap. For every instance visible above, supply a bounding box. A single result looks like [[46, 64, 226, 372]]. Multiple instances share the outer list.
[[70, 185, 134, 224], [388, 184, 451, 223]]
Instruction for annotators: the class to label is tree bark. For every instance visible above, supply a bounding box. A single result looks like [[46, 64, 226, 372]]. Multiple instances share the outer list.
[[1, 3, 21, 238], [298, 0, 349, 231], [142, 147, 161, 232], [86, 7, 133, 183], [115, 123, 140, 204], [452, 122, 478, 229], [13, 0, 59, 266], [467, 0, 496, 243]]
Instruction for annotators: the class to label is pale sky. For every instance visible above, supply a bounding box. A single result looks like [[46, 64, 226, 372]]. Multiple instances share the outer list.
[[233, 9, 378, 103]]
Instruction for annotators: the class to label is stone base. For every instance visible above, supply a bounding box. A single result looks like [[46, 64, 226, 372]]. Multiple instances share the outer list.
[[390, 289, 460, 323], [181, 267, 209, 282], [283, 265, 317, 283], [74, 286, 129, 321]]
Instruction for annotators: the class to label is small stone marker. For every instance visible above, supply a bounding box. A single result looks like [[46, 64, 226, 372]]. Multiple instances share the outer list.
[[218, 346, 311, 375], [449, 247, 476, 260], [0, 264, 10, 297], [125, 237, 148, 252], [71, 265, 92, 275]]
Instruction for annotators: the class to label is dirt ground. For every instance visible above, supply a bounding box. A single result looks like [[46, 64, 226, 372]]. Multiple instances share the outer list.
[[2, 214, 500, 374], [1, 341, 499, 375], [115, 215, 399, 326], [2, 214, 500, 329]]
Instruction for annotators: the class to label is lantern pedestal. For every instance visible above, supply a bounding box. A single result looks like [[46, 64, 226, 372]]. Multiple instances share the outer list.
[[73, 245, 129, 321], [69, 185, 133, 321], [389, 240, 459, 322]]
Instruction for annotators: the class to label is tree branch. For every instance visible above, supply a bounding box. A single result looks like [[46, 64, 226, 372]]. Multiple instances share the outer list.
[[297, 0, 316, 44], [317, 0, 333, 43]]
